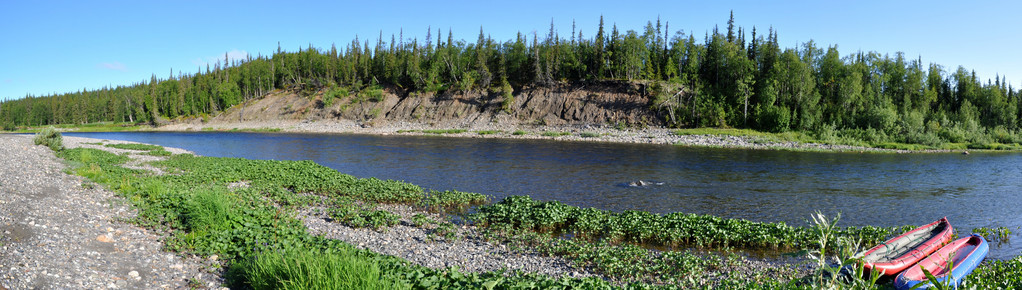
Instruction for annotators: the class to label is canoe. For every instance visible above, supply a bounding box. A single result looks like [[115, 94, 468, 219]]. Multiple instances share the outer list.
[[860, 217, 954, 276], [894, 234, 989, 290]]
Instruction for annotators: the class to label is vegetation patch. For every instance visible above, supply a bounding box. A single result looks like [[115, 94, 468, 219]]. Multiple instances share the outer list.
[[105, 143, 163, 151], [227, 247, 401, 289], [422, 190, 488, 212], [474, 130, 499, 135], [421, 129, 467, 134], [469, 195, 908, 251], [541, 131, 571, 137], [33, 126, 63, 151]]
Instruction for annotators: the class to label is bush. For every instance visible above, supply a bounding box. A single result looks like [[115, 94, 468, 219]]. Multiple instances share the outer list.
[[755, 105, 790, 133], [33, 126, 63, 151], [499, 80, 514, 114], [362, 87, 384, 102]]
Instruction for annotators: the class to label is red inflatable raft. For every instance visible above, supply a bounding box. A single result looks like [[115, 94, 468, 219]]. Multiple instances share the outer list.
[[860, 217, 954, 276]]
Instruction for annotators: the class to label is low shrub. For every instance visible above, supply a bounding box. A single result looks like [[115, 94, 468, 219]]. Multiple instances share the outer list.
[[33, 126, 63, 151]]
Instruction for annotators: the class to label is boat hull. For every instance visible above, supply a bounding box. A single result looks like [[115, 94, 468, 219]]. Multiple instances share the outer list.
[[860, 217, 954, 276], [894, 234, 989, 290]]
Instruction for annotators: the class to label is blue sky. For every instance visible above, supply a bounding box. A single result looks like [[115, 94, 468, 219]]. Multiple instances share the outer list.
[[2, 0, 1020, 101]]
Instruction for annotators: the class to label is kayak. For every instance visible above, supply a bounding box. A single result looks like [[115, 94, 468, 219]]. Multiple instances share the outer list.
[[894, 234, 989, 290], [860, 217, 954, 276]]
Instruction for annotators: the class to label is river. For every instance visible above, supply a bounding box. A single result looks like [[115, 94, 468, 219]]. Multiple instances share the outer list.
[[64, 131, 1022, 259]]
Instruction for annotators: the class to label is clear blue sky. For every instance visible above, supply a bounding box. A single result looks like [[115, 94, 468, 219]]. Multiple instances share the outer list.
[[2, 0, 1020, 101]]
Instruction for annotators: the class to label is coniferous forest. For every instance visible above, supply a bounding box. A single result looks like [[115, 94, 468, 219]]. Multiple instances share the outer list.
[[3, 14, 1021, 146]]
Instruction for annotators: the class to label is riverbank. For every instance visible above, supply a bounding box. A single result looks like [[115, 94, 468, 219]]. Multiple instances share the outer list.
[[7, 133, 1021, 288], [4, 134, 818, 288], [156, 119, 943, 153]]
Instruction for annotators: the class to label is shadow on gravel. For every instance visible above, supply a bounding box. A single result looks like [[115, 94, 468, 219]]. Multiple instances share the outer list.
[[1, 222, 34, 243], [12, 185, 59, 201]]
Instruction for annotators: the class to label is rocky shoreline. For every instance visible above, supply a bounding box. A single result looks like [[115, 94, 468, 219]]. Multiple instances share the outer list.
[[0, 135, 222, 289], [1, 133, 815, 288]]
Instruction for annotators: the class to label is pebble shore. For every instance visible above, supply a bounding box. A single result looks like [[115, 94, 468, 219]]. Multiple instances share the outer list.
[[0, 135, 223, 289]]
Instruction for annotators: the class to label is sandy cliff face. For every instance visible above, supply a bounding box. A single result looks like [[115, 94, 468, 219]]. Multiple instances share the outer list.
[[203, 81, 663, 128]]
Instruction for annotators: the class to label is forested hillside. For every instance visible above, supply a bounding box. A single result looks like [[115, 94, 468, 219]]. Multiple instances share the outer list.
[[3, 14, 1021, 146]]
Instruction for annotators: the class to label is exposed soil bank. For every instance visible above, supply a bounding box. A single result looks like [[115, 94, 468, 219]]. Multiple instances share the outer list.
[[151, 83, 939, 153]]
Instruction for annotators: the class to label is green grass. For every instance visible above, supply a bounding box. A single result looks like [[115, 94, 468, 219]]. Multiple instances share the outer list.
[[474, 130, 500, 135], [579, 132, 600, 138], [105, 143, 163, 151], [511, 130, 527, 136], [541, 131, 571, 137], [421, 129, 467, 134], [104, 143, 173, 156], [228, 248, 401, 290]]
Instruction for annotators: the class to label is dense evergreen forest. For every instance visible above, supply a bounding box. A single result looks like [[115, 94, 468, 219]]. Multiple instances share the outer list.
[[3, 14, 1021, 146]]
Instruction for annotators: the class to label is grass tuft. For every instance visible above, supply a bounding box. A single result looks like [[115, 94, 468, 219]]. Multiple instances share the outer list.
[[228, 248, 400, 290]]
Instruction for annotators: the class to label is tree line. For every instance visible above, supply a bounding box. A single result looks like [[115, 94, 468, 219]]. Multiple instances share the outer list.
[[2, 13, 1020, 145]]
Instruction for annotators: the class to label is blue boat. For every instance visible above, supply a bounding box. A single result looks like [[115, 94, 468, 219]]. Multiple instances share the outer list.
[[894, 234, 989, 290]]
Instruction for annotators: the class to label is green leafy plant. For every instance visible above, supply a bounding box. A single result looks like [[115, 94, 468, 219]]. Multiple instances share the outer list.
[[973, 226, 1012, 242]]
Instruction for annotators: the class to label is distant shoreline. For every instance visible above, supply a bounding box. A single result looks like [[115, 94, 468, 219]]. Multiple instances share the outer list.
[[152, 119, 945, 153]]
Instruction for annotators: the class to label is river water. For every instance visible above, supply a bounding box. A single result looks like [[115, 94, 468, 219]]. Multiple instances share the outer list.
[[64, 131, 1022, 259]]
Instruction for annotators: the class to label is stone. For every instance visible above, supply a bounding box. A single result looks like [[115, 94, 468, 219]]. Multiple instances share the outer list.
[[97, 235, 114, 243]]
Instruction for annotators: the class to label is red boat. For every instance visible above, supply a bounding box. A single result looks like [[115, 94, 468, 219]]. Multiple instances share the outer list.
[[894, 234, 989, 290], [860, 217, 954, 276]]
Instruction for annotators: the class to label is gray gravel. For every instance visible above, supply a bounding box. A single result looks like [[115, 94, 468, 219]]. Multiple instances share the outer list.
[[299, 203, 595, 278], [0, 135, 222, 289]]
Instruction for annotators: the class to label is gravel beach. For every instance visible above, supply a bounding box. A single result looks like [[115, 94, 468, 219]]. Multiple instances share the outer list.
[[0, 135, 222, 289]]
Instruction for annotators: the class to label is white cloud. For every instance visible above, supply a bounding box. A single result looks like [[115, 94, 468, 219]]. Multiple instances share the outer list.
[[99, 62, 128, 71], [192, 49, 250, 67]]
